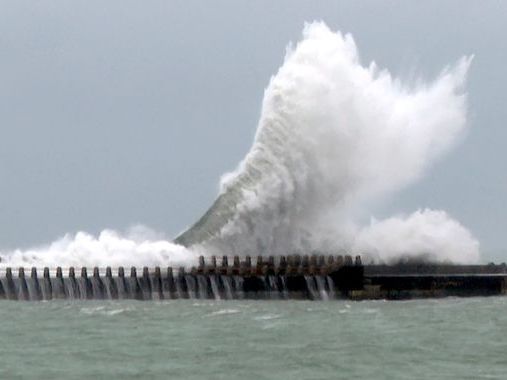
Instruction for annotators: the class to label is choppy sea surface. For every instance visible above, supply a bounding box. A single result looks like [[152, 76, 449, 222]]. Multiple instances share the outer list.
[[1, 297, 506, 379]]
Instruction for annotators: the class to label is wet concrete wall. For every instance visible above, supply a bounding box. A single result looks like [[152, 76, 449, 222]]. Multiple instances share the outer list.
[[0, 255, 505, 301], [0, 255, 362, 301]]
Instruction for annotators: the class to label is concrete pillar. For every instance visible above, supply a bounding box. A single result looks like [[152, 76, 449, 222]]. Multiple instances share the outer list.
[[287, 255, 294, 266], [287, 256, 297, 275], [196, 273, 210, 299], [310, 255, 318, 267], [327, 255, 335, 266], [4, 268, 16, 300], [41, 267, 52, 301], [177, 267, 188, 299], [104, 267, 118, 300], [198, 256, 205, 273], [233, 256, 240, 268], [65, 267, 79, 300], [296, 255, 303, 267], [116, 267, 127, 299], [79, 267, 93, 300], [185, 268, 198, 299], [0, 273, 6, 300], [52, 267, 66, 299], [278, 256, 287, 275], [220, 273, 234, 300], [222, 256, 228, 267], [150, 267, 162, 300], [318, 255, 326, 267], [256, 256, 264, 275], [30, 267, 42, 301], [219, 256, 228, 275], [232, 256, 240, 275], [17, 268, 29, 301], [129, 267, 143, 300], [268, 256, 275, 265], [91, 267, 105, 299], [336, 255, 344, 267], [161, 267, 175, 299], [302, 255, 310, 269], [241, 255, 252, 276], [139, 267, 152, 300]]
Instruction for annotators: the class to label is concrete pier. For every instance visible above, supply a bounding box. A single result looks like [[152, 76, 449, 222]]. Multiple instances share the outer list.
[[0, 255, 505, 301]]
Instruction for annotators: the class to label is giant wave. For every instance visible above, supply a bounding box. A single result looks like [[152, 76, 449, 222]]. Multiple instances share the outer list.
[[0, 22, 479, 267]]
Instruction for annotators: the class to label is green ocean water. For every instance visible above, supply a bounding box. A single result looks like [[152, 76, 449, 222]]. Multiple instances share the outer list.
[[1, 298, 506, 379]]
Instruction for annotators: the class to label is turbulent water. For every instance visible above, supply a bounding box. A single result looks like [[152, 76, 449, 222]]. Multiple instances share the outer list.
[[0, 21, 479, 267], [1, 298, 506, 379]]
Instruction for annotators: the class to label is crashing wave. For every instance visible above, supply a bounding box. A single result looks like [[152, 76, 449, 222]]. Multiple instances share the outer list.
[[176, 22, 478, 263]]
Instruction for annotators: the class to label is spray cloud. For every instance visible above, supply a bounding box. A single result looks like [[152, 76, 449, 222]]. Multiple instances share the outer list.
[[176, 21, 479, 263], [0, 21, 479, 266]]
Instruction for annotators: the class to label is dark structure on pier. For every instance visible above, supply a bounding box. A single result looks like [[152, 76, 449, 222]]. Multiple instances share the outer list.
[[0, 255, 506, 301]]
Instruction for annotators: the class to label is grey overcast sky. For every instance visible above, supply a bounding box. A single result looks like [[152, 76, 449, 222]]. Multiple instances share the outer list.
[[0, 1, 506, 261]]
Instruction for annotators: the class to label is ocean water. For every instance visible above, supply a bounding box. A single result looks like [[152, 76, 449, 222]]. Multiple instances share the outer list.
[[1, 298, 506, 379]]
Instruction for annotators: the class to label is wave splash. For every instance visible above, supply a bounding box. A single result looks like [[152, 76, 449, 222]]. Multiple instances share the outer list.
[[176, 22, 479, 263], [0, 22, 479, 266], [1, 226, 195, 268]]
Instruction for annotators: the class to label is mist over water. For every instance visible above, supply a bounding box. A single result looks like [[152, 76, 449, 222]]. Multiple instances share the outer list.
[[0, 22, 479, 267]]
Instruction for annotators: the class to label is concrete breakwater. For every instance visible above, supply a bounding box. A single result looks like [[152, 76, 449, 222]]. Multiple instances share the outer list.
[[0, 255, 362, 301], [0, 255, 505, 301]]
